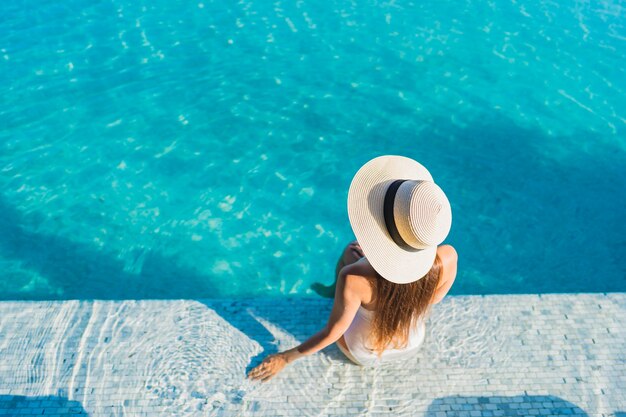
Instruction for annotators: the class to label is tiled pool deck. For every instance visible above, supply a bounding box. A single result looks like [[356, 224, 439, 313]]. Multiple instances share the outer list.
[[0, 293, 624, 416]]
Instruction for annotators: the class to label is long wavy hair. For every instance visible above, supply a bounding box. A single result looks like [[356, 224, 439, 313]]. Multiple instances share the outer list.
[[366, 254, 443, 355]]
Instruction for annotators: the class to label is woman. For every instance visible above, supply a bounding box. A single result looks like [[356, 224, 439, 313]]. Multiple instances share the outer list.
[[248, 155, 458, 381]]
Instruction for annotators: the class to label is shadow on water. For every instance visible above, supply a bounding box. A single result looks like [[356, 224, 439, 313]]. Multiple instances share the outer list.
[[0, 395, 88, 416], [0, 194, 221, 300], [406, 114, 626, 295], [425, 395, 589, 416]]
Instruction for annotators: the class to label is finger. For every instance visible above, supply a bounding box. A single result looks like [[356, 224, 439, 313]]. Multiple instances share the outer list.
[[250, 374, 261, 381], [253, 365, 269, 376], [247, 366, 264, 378], [249, 364, 269, 376], [260, 372, 275, 382], [252, 369, 271, 381], [249, 369, 266, 380]]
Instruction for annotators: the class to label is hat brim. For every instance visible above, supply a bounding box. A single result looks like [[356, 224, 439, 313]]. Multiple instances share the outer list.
[[347, 155, 437, 284]]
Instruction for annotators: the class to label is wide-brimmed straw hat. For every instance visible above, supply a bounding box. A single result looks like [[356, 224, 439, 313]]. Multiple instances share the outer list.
[[347, 155, 452, 284]]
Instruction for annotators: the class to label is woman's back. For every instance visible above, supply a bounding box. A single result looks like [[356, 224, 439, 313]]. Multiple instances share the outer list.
[[337, 245, 457, 366], [341, 302, 427, 366]]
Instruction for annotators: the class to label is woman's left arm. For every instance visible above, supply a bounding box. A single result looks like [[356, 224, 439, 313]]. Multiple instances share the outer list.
[[247, 272, 363, 382]]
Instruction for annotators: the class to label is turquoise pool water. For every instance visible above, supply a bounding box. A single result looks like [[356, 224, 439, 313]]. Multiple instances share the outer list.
[[1, 0, 624, 299]]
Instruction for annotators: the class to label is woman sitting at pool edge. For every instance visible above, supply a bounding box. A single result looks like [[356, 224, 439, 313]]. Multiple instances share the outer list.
[[248, 155, 458, 381]]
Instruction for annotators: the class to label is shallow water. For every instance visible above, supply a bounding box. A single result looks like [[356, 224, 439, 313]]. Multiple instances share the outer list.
[[0, 296, 623, 416], [0, 0, 624, 299]]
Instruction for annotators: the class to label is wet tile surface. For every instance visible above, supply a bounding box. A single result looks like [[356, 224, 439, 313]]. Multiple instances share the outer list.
[[0, 294, 624, 416]]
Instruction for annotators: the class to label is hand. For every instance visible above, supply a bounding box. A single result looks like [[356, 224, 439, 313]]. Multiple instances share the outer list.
[[247, 352, 289, 382]]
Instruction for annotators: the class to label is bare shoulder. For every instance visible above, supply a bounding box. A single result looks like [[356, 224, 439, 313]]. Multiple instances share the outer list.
[[437, 244, 458, 266], [338, 259, 376, 301], [431, 244, 458, 304]]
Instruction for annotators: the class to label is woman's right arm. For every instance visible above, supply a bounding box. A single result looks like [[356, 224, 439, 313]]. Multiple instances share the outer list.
[[285, 271, 363, 359], [431, 244, 458, 305], [248, 271, 364, 381]]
